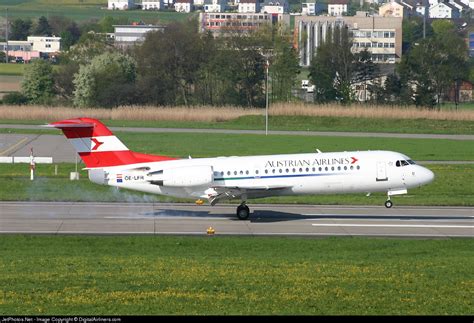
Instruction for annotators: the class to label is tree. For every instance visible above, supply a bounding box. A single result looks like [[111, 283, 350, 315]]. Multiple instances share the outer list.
[[54, 61, 80, 101], [65, 32, 113, 65], [398, 27, 468, 108], [21, 59, 55, 104], [73, 52, 137, 108], [134, 20, 208, 106], [73, 52, 137, 107], [309, 26, 356, 104], [10, 18, 32, 40], [33, 16, 52, 36]]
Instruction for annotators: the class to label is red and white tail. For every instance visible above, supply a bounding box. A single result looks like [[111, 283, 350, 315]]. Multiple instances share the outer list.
[[48, 118, 176, 168]]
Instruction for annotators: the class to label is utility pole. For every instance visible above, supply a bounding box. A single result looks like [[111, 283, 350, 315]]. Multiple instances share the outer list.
[[265, 57, 269, 136], [5, 8, 8, 63]]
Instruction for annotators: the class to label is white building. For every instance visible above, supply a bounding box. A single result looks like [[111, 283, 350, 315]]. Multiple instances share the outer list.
[[295, 15, 402, 66], [238, 0, 260, 13], [108, 0, 135, 10], [175, 0, 194, 12], [429, 2, 460, 18], [27, 36, 61, 53], [262, 0, 289, 14], [113, 25, 166, 47], [142, 0, 164, 10], [204, 0, 226, 12], [302, 2, 316, 15], [328, 0, 348, 16]]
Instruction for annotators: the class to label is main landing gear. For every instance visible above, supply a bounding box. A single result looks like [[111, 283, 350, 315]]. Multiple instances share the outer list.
[[236, 203, 250, 220], [384, 200, 393, 208]]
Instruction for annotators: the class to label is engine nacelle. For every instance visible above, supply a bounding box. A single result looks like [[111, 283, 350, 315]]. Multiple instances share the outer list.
[[88, 168, 107, 185], [148, 165, 214, 187]]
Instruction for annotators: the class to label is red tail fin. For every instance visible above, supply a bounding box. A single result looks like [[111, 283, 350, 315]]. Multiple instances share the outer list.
[[48, 118, 176, 168]]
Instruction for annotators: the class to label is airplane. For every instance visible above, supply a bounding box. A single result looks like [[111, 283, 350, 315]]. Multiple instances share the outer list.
[[47, 117, 435, 220]]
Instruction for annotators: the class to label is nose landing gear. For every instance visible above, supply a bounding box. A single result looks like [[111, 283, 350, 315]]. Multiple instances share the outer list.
[[384, 199, 393, 208]]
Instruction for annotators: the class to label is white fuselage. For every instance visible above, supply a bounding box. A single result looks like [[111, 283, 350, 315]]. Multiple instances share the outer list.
[[91, 150, 434, 202]]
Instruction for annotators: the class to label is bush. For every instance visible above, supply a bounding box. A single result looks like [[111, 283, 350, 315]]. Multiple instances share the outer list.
[[2, 92, 29, 105]]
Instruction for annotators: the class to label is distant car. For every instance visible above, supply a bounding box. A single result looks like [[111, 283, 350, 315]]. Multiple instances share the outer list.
[[15, 57, 24, 64]]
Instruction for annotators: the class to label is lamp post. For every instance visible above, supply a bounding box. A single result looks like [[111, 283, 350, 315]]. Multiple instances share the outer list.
[[5, 8, 8, 63], [265, 57, 269, 136]]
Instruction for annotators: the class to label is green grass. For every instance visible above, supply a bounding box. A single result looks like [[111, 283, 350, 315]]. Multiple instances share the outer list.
[[1, 163, 473, 206], [114, 131, 474, 161], [2, 128, 473, 161], [2, 115, 474, 134], [0, 64, 25, 76], [1, 1, 194, 23], [0, 235, 472, 315]]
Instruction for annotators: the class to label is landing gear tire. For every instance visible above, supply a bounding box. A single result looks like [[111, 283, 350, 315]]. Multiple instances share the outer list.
[[236, 204, 250, 220], [384, 200, 393, 208]]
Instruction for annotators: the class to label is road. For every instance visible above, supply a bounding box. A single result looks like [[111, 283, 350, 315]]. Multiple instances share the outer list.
[[0, 202, 472, 238]]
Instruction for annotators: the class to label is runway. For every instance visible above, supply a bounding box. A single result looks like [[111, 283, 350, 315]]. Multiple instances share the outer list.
[[1, 202, 472, 238]]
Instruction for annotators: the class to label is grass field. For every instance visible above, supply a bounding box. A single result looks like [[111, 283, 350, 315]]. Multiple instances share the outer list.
[[0, 1, 193, 23], [1, 163, 473, 206], [0, 235, 472, 315], [0, 64, 25, 76]]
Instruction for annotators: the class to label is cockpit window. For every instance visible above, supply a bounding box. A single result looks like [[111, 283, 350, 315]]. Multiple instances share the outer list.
[[396, 160, 413, 167]]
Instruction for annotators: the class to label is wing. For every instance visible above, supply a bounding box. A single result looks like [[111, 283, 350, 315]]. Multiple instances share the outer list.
[[207, 185, 292, 206]]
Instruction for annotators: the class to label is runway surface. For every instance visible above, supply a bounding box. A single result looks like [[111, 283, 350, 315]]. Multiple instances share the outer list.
[[1, 202, 472, 238], [3, 123, 474, 140]]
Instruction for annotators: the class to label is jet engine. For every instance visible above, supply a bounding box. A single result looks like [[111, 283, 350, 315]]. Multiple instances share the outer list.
[[147, 165, 214, 187]]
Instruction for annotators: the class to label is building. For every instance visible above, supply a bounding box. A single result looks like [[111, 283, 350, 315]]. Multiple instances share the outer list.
[[295, 14, 402, 66], [302, 2, 327, 15], [238, 0, 261, 13], [108, 0, 135, 10], [27, 36, 61, 53], [199, 12, 290, 36], [328, 0, 348, 16], [0, 41, 40, 62], [429, 2, 460, 18], [0, 36, 60, 62], [379, 1, 407, 18], [175, 0, 194, 12], [261, 0, 289, 14], [204, 0, 227, 12], [113, 24, 166, 48], [142, 0, 164, 10]]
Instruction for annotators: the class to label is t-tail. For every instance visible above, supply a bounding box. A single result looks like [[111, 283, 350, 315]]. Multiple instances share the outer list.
[[48, 118, 176, 168]]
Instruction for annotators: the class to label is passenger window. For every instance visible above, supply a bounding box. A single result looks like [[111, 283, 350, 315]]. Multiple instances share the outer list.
[[265, 169, 268, 174], [256, 170, 259, 175]]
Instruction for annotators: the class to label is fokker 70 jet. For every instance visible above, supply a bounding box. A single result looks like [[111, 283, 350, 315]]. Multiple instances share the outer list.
[[48, 118, 435, 220]]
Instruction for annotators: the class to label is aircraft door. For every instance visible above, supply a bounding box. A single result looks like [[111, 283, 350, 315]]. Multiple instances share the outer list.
[[376, 161, 388, 182]]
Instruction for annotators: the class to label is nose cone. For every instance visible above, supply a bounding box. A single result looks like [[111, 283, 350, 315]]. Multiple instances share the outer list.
[[420, 167, 435, 185]]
